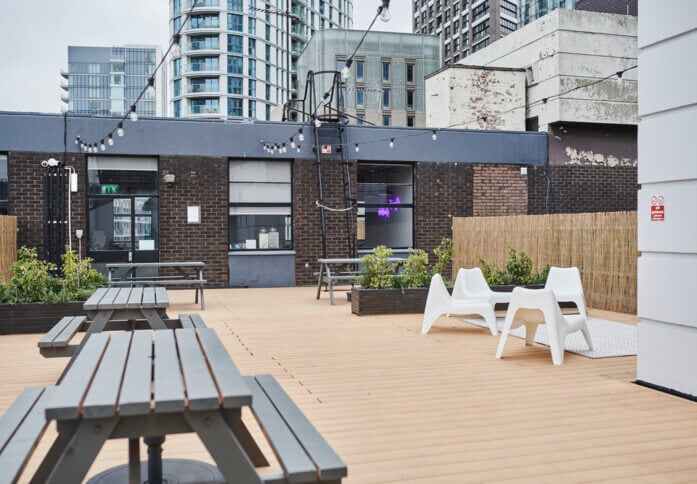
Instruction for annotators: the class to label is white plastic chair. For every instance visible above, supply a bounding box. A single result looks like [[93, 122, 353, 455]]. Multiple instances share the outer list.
[[495, 287, 594, 365], [545, 266, 587, 318], [421, 274, 498, 336], [452, 267, 512, 305]]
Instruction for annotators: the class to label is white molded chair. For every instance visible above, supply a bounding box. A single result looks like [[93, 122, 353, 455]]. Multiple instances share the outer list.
[[452, 267, 512, 305], [545, 266, 587, 318], [421, 274, 498, 336], [495, 287, 594, 365]]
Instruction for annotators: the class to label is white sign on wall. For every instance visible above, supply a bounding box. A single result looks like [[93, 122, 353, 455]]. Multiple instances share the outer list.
[[187, 206, 201, 224]]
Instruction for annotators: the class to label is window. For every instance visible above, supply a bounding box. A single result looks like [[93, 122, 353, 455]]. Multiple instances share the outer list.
[[248, 79, 256, 96], [473, 20, 489, 40], [357, 164, 414, 249], [191, 56, 219, 71], [173, 100, 181, 117], [228, 97, 243, 116], [191, 14, 219, 28], [227, 55, 243, 74], [406, 63, 415, 84], [356, 88, 364, 108], [173, 58, 182, 77], [407, 115, 415, 127], [356, 60, 364, 81], [191, 77, 219, 93], [192, 35, 219, 50], [248, 38, 256, 56], [229, 161, 292, 250], [0, 155, 7, 214], [356, 113, 365, 125], [226, 35, 242, 53], [473, 1, 489, 21], [248, 100, 256, 118], [173, 79, 181, 96], [248, 58, 256, 76], [191, 97, 219, 114], [248, 18, 256, 34], [501, 0, 517, 18], [382, 115, 390, 126], [406, 89, 415, 111], [382, 88, 390, 109], [228, 76, 243, 94], [228, 13, 243, 31], [227, 0, 243, 11], [173, 0, 181, 15], [382, 61, 390, 82]]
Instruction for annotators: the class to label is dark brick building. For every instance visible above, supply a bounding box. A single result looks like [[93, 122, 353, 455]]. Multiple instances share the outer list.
[[0, 112, 635, 287]]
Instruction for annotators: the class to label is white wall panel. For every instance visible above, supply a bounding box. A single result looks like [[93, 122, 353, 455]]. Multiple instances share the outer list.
[[638, 0, 697, 48], [637, 182, 697, 253], [638, 254, 697, 327]]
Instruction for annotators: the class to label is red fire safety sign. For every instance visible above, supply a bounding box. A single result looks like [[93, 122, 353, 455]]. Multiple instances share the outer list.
[[650, 195, 664, 222]]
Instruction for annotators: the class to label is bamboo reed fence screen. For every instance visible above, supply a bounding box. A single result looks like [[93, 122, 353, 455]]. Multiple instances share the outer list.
[[453, 211, 637, 314], [0, 216, 17, 282]]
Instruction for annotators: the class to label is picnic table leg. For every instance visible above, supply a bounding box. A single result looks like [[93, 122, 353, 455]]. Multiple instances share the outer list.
[[199, 285, 205, 310], [140, 308, 167, 330], [327, 264, 336, 305], [316, 262, 325, 299], [184, 411, 262, 484]]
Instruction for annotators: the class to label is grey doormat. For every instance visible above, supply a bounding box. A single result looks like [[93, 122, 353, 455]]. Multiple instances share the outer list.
[[462, 316, 637, 358]]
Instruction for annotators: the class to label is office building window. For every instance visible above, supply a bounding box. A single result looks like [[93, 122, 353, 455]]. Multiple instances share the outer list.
[[191, 77, 219, 93], [356, 113, 365, 125], [356, 60, 364, 81], [406, 89, 415, 111], [227, 97, 243, 116], [191, 97, 219, 114], [248, 38, 256, 56], [407, 115, 415, 127], [248, 100, 256, 118], [191, 56, 219, 72], [382, 61, 390, 82], [227, 55, 243, 74], [382, 89, 390, 109], [357, 163, 414, 249], [228, 0, 243, 11], [228, 13, 243, 31], [192, 35, 219, 50], [248, 79, 256, 97], [191, 14, 219, 29], [228, 76, 243, 94], [173, 58, 182, 77], [173, 79, 181, 97], [356, 88, 364, 108], [382, 115, 390, 126], [0, 155, 7, 214], [406, 62, 415, 84], [173, 100, 181, 117], [248, 58, 256, 76], [248, 18, 256, 34], [229, 160, 292, 250]]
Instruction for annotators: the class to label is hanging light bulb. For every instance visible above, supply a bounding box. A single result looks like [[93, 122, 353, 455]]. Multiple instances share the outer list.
[[108, 134, 114, 146], [298, 128, 304, 142], [146, 77, 156, 98], [355, 143, 360, 153], [432, 130, 438, 141], [281, 143, 287, 153], [297, 146, 301, 153], [389, 138, 394, 149], [100, 140, 106, 151], [341, 59, 353, 81], [171, 33, 182, 57], [379, 0, 391, 22], [314, 117, 321, 128], [290, 137, 296, 149], [117, 122, 124, 137], [74, 136, 80, 145], [129, 105, 138, 122]]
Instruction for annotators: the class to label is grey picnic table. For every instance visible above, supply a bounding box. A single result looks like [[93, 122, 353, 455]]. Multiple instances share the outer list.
[[316, 257, 406, 305], [84, 286, 170, 333], [27, 328, 346, 483]]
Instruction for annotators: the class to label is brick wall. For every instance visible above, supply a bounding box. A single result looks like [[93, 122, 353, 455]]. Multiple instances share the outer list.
[[159, 156, 228, 286], [527, 165, 638, 214], [414, 162, 473, 279], [9, 151, 86, 260], [293, 157, 357, 285], [472, 163, 528, 217]]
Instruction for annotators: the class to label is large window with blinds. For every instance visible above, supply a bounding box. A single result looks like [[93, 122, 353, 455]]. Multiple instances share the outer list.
[[228, 160, 292, 250]]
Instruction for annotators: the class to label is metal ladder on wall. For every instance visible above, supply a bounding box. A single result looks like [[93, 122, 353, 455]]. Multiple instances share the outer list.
[[289, 70, 357, 259]]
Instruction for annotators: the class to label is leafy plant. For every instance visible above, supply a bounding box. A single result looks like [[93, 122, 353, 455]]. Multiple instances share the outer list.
[[476, 247, 549, 286], [360, 245, 399, 289], [400, 248, 430, 288], [60, 251, 108, 301], [432, 237, 453, 283]]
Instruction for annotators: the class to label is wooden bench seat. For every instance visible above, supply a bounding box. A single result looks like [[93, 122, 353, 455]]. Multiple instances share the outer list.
[[178, 313, 207, 328], [37, 316, 87, 358], [0, 386, 56, 484], [245, 374, 347, 483]]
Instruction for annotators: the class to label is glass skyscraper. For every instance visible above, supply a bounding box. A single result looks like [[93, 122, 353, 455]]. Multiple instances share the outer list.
[[61, 46, 163, 117], [169, 0, 353, 121], [518, 0, 576, 26]]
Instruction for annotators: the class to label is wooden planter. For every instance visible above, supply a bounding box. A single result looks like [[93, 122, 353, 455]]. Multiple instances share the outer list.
[[351, 287, 429, 316], [0, 302, 85, 334]]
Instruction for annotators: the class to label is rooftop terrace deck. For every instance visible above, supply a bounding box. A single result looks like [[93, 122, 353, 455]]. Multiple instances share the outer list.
[[2, 287, 696, 482]]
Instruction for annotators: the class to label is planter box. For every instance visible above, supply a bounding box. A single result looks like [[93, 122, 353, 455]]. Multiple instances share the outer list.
[[490, 284, 576, 310], [351, 287, 429, 316], [0, 302, 85, 334]]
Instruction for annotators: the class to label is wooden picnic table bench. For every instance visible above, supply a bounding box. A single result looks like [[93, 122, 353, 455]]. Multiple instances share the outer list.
[[10, 328, 347, 483], [107, 262, 206, 310], [316, 257, 405, 305]]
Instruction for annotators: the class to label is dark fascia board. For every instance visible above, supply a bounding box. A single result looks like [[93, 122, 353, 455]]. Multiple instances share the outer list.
[[425, 64, 527, 81], [0, 111, 546, 165]]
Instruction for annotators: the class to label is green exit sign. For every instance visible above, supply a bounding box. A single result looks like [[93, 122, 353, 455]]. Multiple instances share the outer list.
[[100, 184, 119, 194]]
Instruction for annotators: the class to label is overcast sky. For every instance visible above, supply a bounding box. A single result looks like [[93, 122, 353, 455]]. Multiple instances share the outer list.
[[0, 0, 412, 114]]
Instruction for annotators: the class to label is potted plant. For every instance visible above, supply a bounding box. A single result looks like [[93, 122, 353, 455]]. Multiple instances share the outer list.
[[0, 247, 106, 333], [351, 238, 453, 316], [477, 248, 550, 308]]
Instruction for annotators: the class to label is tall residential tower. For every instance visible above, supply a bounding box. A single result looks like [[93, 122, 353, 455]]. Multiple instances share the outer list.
[[61, 45, 164, 116], [412, 0, 519, 65], [169, 0, 352, 120]]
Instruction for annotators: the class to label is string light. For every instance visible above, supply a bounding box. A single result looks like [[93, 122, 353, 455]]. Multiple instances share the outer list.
[[171, 33, 182, 57], [298, 128, 304, 142], [389, 138, 394, 149], [146, 77, 156, 98], [355, 143, 360, 152], [108, 134, 114, 146], [314, 118, 321, 128], [129, 105, 138, 122], [117, 122, 124, 137], [379, 0, 391, 22], [432, 130, 437, 141], [100, 140, 106, 151], [290, 137, 296, 149]]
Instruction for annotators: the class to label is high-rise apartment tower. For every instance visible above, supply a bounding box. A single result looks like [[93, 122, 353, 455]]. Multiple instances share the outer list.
[[517, 0, 575, 26], [412, 0, 519, 65], [169, 0, 352, 120], [61, 46, 164, 116]]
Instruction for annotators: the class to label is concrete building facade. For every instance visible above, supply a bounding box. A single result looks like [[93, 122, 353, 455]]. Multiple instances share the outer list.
[[296, 30, 441, 127], [169, 0, 352, 121], [636, 0, 697, 397], [412, 0, 520, 65], [61, 46, 165, 117]]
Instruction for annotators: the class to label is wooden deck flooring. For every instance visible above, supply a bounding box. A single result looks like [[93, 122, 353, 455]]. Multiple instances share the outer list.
[[2, 287, 696, 483]]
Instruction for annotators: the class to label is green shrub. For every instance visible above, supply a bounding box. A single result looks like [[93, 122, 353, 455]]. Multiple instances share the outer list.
[[400, 248, 430, 288], [360, 245, 398, 289], [1, 246, 106, 304], [432, 237, 453, 283], [477, 248, 549, 286]]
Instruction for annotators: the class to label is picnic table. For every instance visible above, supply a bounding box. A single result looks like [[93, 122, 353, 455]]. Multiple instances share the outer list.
[[24, 328, 346, 483], [316, 257, 405, 305], [107, 261, 206, 310]]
